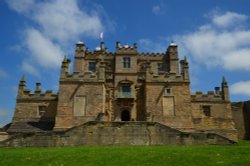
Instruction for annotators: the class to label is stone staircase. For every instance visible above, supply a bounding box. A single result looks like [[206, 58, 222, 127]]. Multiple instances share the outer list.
[[0, 121, 236, 147], [7, 121, 54, 133]]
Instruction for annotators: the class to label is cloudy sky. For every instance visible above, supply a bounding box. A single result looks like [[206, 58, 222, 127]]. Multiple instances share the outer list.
[[0, 0, 250, 127]]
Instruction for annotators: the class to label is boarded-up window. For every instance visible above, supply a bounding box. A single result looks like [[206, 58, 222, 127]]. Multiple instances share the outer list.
[[162, 96, 175, 116], [202, 105, 211, 117], [74, 96, 86, 116], [38, 106, 46, 116]]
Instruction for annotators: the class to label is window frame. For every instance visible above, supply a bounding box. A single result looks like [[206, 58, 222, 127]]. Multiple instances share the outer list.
[[123, 57, 131, 68], [157, 63, 164, 73], [164, 87, 172, 96], [202, 105, 211, 117], [88, 61, 97, 72]]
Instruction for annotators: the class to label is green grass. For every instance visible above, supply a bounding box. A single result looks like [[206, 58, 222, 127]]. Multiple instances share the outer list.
[[1, 141, 250, 166]]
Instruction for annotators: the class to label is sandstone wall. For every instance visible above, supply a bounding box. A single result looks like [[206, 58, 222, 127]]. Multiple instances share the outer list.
[[145, 82, 193, 129], [191, 102, 237, 141], [54, 82, 105, 130], [0, 122, 234, 147], [13, 100, 57, 123]]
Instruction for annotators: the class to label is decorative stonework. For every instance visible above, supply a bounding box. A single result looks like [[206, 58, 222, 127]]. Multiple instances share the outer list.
[[1, 41, 238, 146]]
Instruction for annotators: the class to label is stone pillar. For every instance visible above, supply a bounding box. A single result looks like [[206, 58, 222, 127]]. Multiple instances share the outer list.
[[222, 76, 230, 101], [167, 42, 179, 74], [17, 75, 26, 98], [74, 41, 85, 73], [180, 56, 190, 81], [35, 83, 41, 93], [60, 55, 71, 78]]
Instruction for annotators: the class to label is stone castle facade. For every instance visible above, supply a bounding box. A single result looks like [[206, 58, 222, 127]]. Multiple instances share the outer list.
[[3, 41, 238, 145]]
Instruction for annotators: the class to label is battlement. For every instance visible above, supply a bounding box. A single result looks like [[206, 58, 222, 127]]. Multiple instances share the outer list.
[[17, 76, 57, 100], [146, 71, 185, 83], [19, 88, 58, 100], [191, 77, 229, 102], [61, 71, 106, 83], [191, 89, 223, 102], [139, 52, 165, 57], [115, 42, 138, 55]]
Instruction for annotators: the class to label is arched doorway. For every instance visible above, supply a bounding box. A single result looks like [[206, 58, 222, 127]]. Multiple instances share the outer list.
[[121, 110, 130, 121]]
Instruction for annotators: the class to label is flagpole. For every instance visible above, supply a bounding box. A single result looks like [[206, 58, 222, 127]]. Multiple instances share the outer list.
[[100, 32, 104, 42]]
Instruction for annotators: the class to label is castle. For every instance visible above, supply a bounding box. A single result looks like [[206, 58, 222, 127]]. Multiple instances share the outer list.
[[1, 41, 238, 146]]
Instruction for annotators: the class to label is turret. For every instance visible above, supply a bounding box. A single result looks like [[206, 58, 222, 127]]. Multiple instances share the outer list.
[[221, 76, 230, 101], [74, 41, 85, 73], [180, 56, 189, 81], [166, 41, 179, 74], [17, 75, 26, 98], [60, 55, 71, 78]]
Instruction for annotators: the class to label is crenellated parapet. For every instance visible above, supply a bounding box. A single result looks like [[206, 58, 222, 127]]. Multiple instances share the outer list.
[[138, 52, 165, 57], [145, 71, 185, 83], [60, 71, 105, 83], [191, 91, 223, 102], [191, 77, 230, 102], [115, 42, 138, 55], [17, 76, 57, 101]]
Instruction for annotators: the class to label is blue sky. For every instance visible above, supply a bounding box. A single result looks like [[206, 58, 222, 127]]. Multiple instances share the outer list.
[[1, 0, 250, 127]]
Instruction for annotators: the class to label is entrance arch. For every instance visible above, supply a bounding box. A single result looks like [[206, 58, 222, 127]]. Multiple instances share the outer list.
[[121, 110, 130, 121]]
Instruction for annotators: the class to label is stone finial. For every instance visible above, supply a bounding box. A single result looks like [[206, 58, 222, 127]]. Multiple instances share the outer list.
[[85, 47, 90, 53], [75, 41, 85, 59], [19, 75, 26, 87], [133, 43, 138, 49], [169, 41, 177, 46], [20, 75, 26, 82], [116, 41, 121, 48], [63, 54, 67, 62], [184, 56, 187, 61], [76, 41, 84, 45], [215, 87, 220, 95], [35, 83, 41, 93], [221, 76, 230, 101], [222, 76, 227, 84], [100, 41, 105, 51]]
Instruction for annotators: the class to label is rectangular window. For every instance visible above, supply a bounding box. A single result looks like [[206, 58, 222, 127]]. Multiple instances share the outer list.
[[38, 106, 46, 116], [202, 106, 211, 117], [157, 63, 163, 72], [164, 88, 172, 95], [88, 62, 96, 72], [123, 57, 131, 68], [74, 96, 86, 116], [122, 85, 131, 93], [162, 96, 175, 116]]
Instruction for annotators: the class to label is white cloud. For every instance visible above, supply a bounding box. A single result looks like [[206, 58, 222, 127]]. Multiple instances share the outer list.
[[152, 5, 161, 15], [6, 0, 108, 73], [7, 0, 104, 42], [25, 28, 63, 68], [175, 11, 250, 71], [6, 0, 35, 14], [33, 0, 103, 42], [22, 61, 40, 77], [0, 69, 7, 78], [231, 81, 250, 96], [212, 11, 248, 28], [223, 49, 250, 70]]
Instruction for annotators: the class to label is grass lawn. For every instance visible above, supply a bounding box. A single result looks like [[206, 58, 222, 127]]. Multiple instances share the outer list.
[[0, 140, 250, 166]]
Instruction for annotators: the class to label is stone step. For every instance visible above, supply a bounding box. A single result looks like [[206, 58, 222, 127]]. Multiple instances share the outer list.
[[7, 121, 54, 133]]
